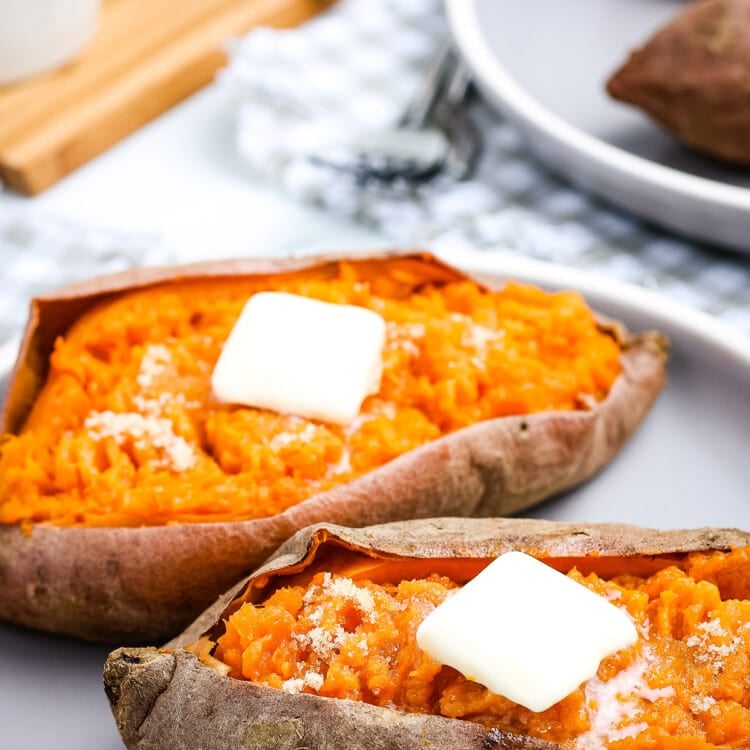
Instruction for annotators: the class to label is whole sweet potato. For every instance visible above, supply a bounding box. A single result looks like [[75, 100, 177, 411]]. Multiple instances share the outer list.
[[104, 518, 750, 750], [0, 252, 667, 643], [607, 0, 750, 164]]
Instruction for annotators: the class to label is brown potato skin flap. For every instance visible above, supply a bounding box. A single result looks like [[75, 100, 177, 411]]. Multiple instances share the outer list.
[[105, 518, 750, 750], [0, 252, 668, 643]]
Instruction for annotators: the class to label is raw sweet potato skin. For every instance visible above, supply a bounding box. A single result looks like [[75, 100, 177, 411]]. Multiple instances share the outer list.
[[0, 251, 668, 643], [607, 0, 750, 164], [104, 518, 750, 750]]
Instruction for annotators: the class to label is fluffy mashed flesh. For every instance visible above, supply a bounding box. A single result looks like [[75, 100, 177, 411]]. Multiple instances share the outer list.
[[0, 264, 621, 527], [206, 548, 750, 750]]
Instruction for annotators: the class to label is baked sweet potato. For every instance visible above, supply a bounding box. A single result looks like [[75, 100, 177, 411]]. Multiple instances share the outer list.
[[607, 0, 750, 165], [104, 518, 750, 750], [0, 251, 667, 643]]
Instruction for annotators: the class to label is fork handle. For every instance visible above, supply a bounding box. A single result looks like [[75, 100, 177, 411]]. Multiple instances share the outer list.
[[399, 39, 457, 129], [443, 59, 472, 109]]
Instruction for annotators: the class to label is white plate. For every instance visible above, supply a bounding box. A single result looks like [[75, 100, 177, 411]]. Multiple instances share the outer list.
[[1, 255, 750, 749], [447, 0, 750, 254]]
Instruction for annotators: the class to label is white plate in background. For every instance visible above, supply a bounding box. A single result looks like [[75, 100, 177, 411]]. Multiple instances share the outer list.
[[447, 0, 750, 254], [1, 255, 749, 749]]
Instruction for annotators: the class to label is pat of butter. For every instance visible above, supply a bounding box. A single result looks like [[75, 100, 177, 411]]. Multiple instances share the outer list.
[[416, 551, 638, 713], [211, 292, 386, 425]]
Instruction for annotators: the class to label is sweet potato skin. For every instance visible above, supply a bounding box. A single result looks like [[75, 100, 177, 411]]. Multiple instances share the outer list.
[[607, 0, 750, 164], [104, 518, 750, 750], [0, 252, 668, 643], [104, 647, 555, 750]]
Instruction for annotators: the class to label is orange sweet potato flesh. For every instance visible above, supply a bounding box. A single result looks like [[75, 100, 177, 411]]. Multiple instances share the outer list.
[[0, 251, 667, 643], [1, 256, 625, 528], [104, 518, 750, 750], [607, 0, 750, 165]]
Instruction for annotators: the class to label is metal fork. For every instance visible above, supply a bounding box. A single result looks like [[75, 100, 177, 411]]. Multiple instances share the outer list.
[[310, 42, 480, 187]]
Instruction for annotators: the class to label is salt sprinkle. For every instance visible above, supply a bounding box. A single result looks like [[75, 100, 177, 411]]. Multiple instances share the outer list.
[[302, 573, 377, 618], [85, 411, 197, 472], [690, 695, 717, 715], [132, 392, 197, 418], [279, 670, 326, 694], [386, 321, 426, 340], [280, 677, 305, 694], [303, 625, 348, 660], [463, 324, 501, 352], [135, 344, 171, 390], [84, 344, 198, 472], [324, 576, 376, 616], [304, 671, 324, 691], [385, 321, 425, 357], [685, 618, 740, 669], [270, 423, 319, 451]]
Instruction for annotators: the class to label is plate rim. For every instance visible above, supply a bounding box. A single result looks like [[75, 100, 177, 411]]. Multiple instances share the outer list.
[[446, 0, 750, 235]]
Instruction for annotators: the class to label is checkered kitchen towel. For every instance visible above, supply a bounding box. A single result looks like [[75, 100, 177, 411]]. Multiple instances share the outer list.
[[0, 0, 748, 355], [221, 0, 750, 335], [0, 209, 174, 359]]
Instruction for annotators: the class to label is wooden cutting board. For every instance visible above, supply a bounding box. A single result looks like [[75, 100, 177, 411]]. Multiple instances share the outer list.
[[0, 0, 334, 195]]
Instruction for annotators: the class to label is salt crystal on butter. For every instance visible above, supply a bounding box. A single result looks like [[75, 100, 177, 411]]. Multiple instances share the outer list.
[[416, 551, 638, 713], [211, 292, 386, 425]]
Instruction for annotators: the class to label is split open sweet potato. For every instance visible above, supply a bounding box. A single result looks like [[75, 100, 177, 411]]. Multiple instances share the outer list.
[[607, 0, 750, 165], [105, 518, 750, 750], [0, 251, 667, 643]]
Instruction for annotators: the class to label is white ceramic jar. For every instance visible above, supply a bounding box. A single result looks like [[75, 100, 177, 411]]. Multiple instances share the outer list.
[[0, 0, 100, 85]]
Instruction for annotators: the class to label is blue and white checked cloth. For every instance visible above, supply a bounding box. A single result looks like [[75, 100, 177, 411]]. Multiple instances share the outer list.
[[221, 0, 750, 332], [0, 0, 748, 355]]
